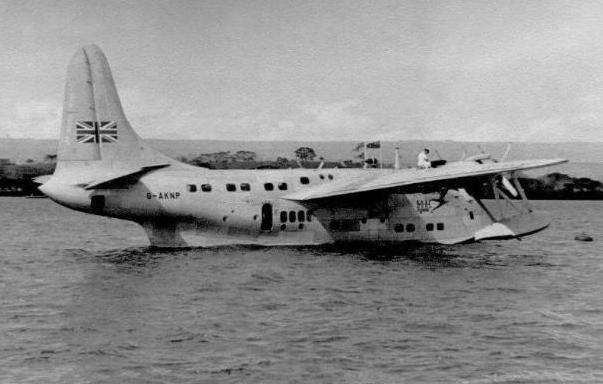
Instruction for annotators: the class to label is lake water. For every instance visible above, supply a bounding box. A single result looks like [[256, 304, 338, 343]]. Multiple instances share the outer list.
[[1, 197, 603, 383]]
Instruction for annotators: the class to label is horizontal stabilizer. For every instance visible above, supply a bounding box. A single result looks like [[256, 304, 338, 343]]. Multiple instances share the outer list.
[[33, 175, 52, 185], [84, 164, 170, 190]]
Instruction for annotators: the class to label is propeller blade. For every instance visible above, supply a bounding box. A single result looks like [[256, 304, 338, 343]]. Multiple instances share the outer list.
[[501, 176, 518, 197]]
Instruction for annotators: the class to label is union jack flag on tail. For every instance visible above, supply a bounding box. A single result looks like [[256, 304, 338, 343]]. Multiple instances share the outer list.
[[76, 121, 118, 143]]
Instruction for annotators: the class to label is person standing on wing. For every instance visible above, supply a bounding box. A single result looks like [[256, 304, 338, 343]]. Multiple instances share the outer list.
[[417, 148, 431, 169]]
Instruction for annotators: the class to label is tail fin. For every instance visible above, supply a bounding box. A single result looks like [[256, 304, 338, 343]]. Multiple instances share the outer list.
[[58, 45, 172, 167]]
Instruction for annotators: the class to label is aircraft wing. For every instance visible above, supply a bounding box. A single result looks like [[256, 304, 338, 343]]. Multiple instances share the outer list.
[[84, 164, 171, 190], [284, 158, 567, 201]]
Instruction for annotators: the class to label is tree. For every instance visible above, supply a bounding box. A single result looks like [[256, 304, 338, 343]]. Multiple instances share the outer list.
[[276, 157, 290, 168], [233, 150, 257, 162], [294, 147, 316, 162]]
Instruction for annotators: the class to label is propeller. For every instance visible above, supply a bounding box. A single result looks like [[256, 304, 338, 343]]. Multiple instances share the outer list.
[[465, 144, 518, 197]]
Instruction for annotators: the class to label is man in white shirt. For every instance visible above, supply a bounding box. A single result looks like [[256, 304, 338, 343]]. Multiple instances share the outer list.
[[417, 148, 431, 169]]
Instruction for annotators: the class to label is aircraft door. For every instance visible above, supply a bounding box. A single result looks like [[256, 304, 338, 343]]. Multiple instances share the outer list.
[[261, 203, 273, 231]]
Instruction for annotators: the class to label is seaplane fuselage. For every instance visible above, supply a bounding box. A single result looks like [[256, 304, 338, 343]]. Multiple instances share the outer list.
[[38, 45, 566, 248]]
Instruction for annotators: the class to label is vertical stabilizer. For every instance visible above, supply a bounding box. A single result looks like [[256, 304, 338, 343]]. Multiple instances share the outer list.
[[57, 45, 172, 168]]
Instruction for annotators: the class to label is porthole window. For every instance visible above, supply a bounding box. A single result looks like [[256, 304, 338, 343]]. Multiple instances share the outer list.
[[278, 182, 288, 191], [406, 223, 415, 232], [437, 223, 445, 231], [226, 183, 236, 192], [426, 223, 434, 231], [319, 174, 325, 180], [289, 211, 296, 222], [264, 183, 274, 191], [187, 184, 197, 192], [328, 174, 334, 180], [394, 224, 404, 233], [201, 184, 212, 192], [298, 211, 305, 222], [300, 177, 310, 184], [240, 183, 250, 191], [280, 211, 287, 223]]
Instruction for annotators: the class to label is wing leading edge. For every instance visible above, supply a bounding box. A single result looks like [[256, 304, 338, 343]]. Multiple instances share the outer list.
[[284, 158, 568, 201]]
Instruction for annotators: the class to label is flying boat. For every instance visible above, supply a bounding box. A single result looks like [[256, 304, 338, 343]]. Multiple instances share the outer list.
[[38, 45, 567, 247]]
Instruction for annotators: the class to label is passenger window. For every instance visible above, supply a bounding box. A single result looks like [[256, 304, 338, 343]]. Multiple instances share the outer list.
[[187, 184, 197, 192], [394, 224, 404, 233], [240, 183, 250, 191], [226, 183, 236, 192], [469, 211, 474, 220], [280, 211, 287, 223], [289, 211, 296, 222], [264, 183, 274, 191], [307, 211, 313, 222], [437, 223, 445, 231], [278, 182, 288, 190], [329, 220, 340, 230], [406, 223, 415, 232], [300, 177, 310, 184], [298, 211, 305, 222], [201, 184, 212, 192], [426, 223, 434, 231]]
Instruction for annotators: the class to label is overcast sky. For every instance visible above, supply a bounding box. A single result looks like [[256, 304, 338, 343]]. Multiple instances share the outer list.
[[2, 0, 603, 142]]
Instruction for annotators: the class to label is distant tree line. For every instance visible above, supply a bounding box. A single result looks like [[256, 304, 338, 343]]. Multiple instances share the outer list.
[[2, 149, 603, 200], [472, 173, 603, 200]]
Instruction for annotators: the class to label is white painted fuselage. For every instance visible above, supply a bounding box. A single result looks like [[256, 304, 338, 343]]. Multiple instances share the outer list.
[[42, 165, 509, 247]]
